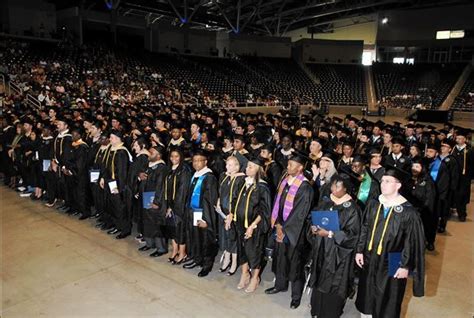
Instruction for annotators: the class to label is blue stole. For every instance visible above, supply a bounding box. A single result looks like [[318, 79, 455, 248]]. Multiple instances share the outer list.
[[190, 175, 206, 210], [429, 158, 442, 181], [383, 207, 391, 218]]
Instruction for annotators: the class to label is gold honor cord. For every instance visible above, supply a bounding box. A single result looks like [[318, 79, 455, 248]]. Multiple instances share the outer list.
[[368, 203, 394, 255], [164, 173, 177, 201], [233, 184, 256, 228]]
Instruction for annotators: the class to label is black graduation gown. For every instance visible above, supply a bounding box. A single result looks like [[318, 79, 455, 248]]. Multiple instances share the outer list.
[[218, 173, 245, 252], [429, 158, 450, 229], [102, 147, 130, 230], [406, 174, 437, 244], [452, 146, 474, 216], [187, 171, 219, 268], [125, 153, 149, 233], [356, 199, 425, 318], [90, 145, 110, 215], [208, 152, 225, 178], [53, 132, 73, 202], [0, 126, 16, 184], [272, 180, 314, 284], [67, 142, 90, 215], [307, 197, 361, 318], [38, 136, 54, 196], [441, 154, 459, 209], [275, 148, 293, 170], [163, 164, 192, 244], [234, 181, 272, 269], [383, 153, 411, 172], [140, 162, 169, 238], [264, 160, 283, 198]]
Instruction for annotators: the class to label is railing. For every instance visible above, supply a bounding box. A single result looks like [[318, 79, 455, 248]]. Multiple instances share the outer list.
[[7, 80, 43, 110]]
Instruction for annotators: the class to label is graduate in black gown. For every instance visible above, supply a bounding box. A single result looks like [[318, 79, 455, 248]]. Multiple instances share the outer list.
[[451, 128, 474, 222], [67, 128, 90, 219], [38, 125, 55, 204], [260, 144, 283, 198], [307, 174, 361, 318], [127, 138, 150, 239], [355, 169, 425, 318], [406, 156, 437, 251], [425, 142, 450, 246], [437, 139, 459, 232], [138, 146, 170, 257], [383, 136, 411, 172], [91, 134, 111, 227], [163, 148, 192, 265], [347, 155, 380, 210], [53, 116, 73, 212], [216, 156, 245, 275], [232, 157, 271, 293], [311, 151, 339, 206], [182, 149, 219, 277], [265, 151, 314, 309], [100, 129, 131, 238]]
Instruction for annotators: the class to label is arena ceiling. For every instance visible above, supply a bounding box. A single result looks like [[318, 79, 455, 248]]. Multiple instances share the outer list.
[[52, 0, 471, 36]]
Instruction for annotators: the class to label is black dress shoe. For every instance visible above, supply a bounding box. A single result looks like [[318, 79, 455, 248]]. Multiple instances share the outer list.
[[116, 232, 130, 239], [183, 261, 199, 269], [264, 287, 287, 295], [107, 228, 119, 235], [90, 213, 101, 219], [78, 214, 89, 220], [150, 250, 167, 257], [437, 226, 446, 233], [100, 224, 112, 231], [138, 246, 151, 251], [459, 215, 467, 222], [72, 211, 81, 216], [198, 269, 210, 277], [290, 299, 301, 309], [182, 257, 194, 265], [426, 243, 435, 251]]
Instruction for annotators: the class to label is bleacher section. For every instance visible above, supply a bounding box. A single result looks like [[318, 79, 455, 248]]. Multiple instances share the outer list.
[[452, 72, 474, 112], [305, 63, 367, 105], [373, 62, 464, 109]]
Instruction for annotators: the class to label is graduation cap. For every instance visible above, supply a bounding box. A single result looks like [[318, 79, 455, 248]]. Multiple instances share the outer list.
[[352, 154, 367, 164], [425, 141, 440, 152], [426, 125, 437, 130], [384, 164, 411, 183], [391, 136, 406, 146], [440, 139, 455, 148], [248, 156, 265, 167], [192, 148, 209, 159], [374, 120, 385, 129], [456, 127, 469, 137], [110, 129, 124, 140], [321, 150, 340, 164], [288, 150, 310, 166]]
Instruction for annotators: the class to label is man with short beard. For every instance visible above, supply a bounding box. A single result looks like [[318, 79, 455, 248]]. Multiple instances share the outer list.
[[407, 156, 437, 251]]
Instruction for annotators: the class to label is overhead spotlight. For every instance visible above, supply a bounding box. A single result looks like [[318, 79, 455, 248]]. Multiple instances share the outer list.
[[381, 17, 388, 24]]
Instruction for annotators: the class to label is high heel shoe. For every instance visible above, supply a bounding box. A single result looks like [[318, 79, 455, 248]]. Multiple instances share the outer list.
[[168, 254, 178, 262], [245, 277, 261, 293], [219, 262, 231, 273], [237, 274, 251, 290], [172, 255, 188, 265], [227, 266, 237, 276]]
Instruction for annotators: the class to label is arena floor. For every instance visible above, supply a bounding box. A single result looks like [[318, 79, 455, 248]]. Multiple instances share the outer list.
[[1, 184, 473, 318]]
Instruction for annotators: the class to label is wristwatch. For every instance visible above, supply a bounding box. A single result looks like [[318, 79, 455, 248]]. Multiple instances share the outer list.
[[328, 231, 334, 239]]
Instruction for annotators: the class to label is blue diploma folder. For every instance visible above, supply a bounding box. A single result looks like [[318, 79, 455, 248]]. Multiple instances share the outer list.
[[389, 252, 410, 277], [311, 210, 340, 232], [142, 192, 155, 209]]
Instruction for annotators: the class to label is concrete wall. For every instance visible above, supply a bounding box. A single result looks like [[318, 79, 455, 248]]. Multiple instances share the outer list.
[[228, 34, 292, 58], [294, 39, 364, 64]]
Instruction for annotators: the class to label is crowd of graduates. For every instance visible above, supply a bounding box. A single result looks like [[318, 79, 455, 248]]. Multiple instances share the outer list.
[[1, 102, 473, 318]]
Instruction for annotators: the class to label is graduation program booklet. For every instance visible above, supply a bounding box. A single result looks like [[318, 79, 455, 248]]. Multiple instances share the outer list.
[[42, 160, 51, 172], [193, 209, 203, 226], [90, 170, 100, 183], [108, 180, 118, 194]]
